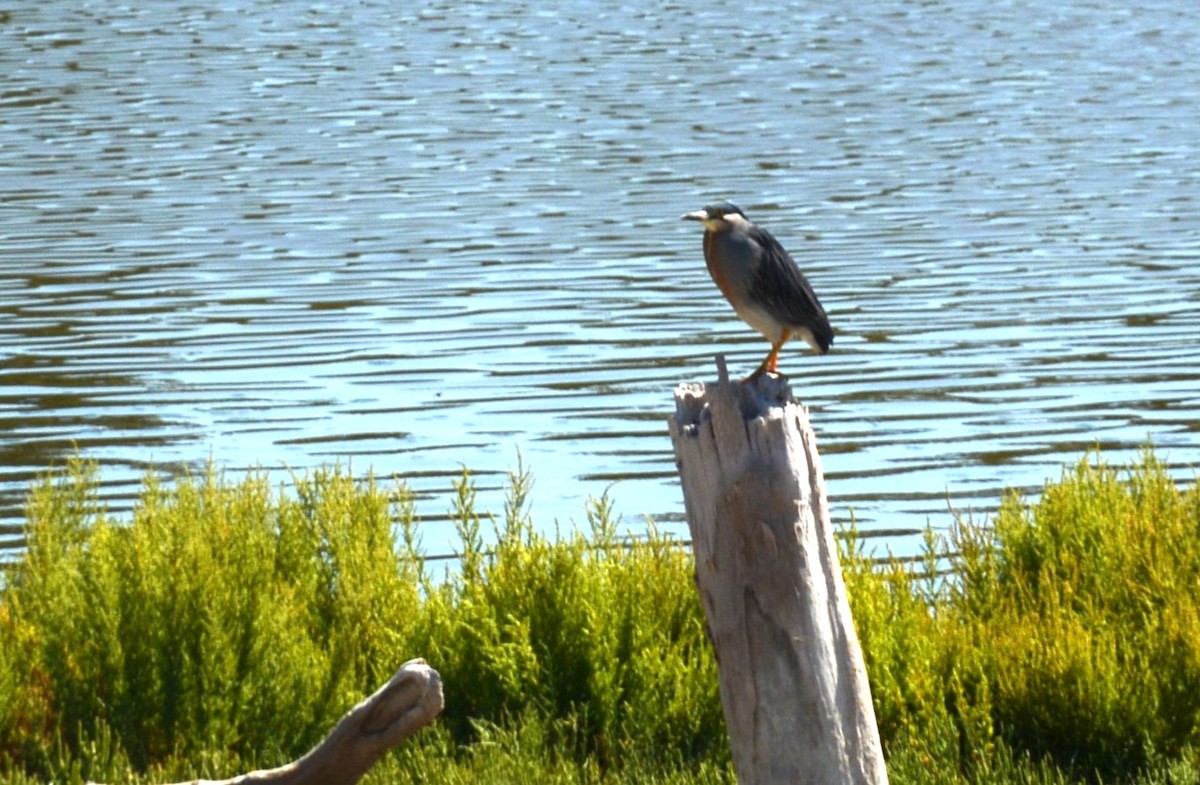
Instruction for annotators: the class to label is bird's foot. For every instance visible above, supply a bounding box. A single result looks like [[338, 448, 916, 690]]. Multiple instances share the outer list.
[[742, 364, 766, 383], [741, 366, 787, 384]]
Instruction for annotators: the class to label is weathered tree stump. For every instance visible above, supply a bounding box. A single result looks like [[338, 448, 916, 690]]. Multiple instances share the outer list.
[[92, 659, 443, 785], [668, 358, 887, 785]]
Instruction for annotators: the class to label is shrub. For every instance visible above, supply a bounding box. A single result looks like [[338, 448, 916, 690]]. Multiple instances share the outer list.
[[0, 457, 420, 776], [2, 448, 1200, 784], [414, 467, 725, 770], [843, 449, 1200, 781]]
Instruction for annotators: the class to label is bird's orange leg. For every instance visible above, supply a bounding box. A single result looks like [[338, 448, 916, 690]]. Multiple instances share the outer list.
[[746, 331, 791, 381]]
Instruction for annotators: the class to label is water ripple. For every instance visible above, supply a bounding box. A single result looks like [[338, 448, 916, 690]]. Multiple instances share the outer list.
[[3, 0, 1200, 557]]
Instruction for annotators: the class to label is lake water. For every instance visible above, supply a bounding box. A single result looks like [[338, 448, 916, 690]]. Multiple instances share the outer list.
[[3, 0, 1199, 560]]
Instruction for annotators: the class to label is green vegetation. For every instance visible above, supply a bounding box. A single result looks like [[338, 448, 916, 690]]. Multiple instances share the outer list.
[[846, 449, 1200, 784], [0, 449, 1198, 783]]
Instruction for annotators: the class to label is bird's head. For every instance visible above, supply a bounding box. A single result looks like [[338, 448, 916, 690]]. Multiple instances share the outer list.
[[681, 202, 749, 233]]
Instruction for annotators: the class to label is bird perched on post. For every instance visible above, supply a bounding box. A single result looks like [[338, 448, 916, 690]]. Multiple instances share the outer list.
[[682, 202, 833, 379]]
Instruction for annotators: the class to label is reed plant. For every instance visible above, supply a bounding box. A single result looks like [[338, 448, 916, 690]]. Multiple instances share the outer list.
[[0, 449, 1198, 784]]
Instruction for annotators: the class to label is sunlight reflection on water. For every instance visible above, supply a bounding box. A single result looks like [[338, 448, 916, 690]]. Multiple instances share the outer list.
[[3, 0, 1200, 559]]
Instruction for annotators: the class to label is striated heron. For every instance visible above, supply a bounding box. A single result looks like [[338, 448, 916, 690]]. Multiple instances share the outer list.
[[682, 201, 833, 378]]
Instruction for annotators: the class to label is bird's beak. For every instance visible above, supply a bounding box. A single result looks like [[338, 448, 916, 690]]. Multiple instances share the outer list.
[[681, 210, 707, 221]]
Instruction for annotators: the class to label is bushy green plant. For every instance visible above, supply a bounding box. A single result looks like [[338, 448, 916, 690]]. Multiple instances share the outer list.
[[842, 449, 1200, 782], [980, 451, 1200, 776], [2, 448, 1200, 784], [0, 457, 726, 782], [0, 456, 421, 776], [417, 465, 725, 769]]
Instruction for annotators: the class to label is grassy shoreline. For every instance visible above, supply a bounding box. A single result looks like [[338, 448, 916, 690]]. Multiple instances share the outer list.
[[1, 451, 1198, 783]]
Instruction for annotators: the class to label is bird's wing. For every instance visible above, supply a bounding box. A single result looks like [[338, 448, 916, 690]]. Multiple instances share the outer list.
[[747, 226, 834, 350]]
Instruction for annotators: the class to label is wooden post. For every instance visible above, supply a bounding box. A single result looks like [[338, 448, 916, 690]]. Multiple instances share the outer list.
[[90, 659, 443, 785], [668, 358, 887, 785]]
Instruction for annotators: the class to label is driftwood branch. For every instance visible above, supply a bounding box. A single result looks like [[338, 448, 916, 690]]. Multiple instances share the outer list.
[[669, 358, 887, 785], [92, 659, 443, 785]]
